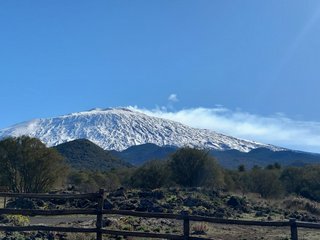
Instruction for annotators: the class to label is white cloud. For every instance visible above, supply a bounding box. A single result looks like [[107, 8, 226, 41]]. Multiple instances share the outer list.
[[129, 106, 320, 153], [168, 94, 179, 102]]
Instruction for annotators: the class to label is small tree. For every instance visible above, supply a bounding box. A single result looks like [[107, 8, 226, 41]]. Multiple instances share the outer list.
[[280, 166, 303, 194], [130, 159, 170, 189], [281, 165, 320, 201], [248, 168, 283, 198], [169, 147, 223, 188], [300, 165, 320, 201], [0, 136, 67, 193]]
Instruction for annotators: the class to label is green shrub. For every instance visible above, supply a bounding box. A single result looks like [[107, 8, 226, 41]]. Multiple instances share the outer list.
[[68, 170, 121, 192], [280, 165, 320, 201], [169, 147, 224, 188], [248, 168, 284, 198], [0, 136, 68, 193], [130, 159, 170, 189], [6, 215, 30, 226]]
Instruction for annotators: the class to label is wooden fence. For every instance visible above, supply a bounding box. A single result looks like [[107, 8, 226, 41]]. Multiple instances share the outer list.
[[0, 189, 319, 240]]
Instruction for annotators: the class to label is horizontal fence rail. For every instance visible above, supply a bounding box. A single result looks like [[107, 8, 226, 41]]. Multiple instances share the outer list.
[[296, 221, 320, 230], [0, 226, 97, 233], [0, 192, 100, 199], [0, 208, 97, 216], [0, 190, 319, 240]]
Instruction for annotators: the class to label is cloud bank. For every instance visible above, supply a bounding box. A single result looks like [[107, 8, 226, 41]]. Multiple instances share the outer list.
[[129, 106, 320, 153]]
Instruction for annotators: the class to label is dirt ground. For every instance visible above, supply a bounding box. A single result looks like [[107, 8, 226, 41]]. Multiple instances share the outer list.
[[28, 215, 95, 225], [194, 223, 320, 240], [28, 216, 320, 240]]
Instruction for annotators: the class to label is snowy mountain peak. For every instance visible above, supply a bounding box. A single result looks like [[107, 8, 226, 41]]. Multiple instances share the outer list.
[[0, 108, 281, 152]]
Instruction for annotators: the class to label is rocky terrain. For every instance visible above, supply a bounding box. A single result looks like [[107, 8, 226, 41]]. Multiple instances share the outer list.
[[2, 188, 320, 239]]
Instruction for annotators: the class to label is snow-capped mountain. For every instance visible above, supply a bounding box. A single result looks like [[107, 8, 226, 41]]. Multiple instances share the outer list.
[[0, 108, 282, 152]]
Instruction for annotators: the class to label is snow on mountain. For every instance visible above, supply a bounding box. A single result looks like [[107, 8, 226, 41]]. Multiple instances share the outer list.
[[0, 108, 282, 152]]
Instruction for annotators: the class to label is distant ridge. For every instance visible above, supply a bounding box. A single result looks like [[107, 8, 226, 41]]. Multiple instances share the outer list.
[[110, 143, 178, 165], [209, 147, 320, 169], [0, 108, 282, 152], [53, 139, 132, 171], [112, 143, 320, 169]]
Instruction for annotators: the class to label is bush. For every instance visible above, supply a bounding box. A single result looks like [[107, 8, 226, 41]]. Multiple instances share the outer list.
[[169, 147, 224, 188], [280, 165, 320, 201], [68, 170, 121, 192], [5, 215, 30, 226], [280, 167, 303, 194], [283, 196, 320, 215], [248, 168, 284, 198], [191, 223, 209, 235], [224, 170, 251, 194], [130, 160, 170, 189], [0, 136, 67, 193]]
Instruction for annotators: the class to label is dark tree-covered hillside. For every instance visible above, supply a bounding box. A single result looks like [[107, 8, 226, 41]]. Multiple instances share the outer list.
[[53, 139, 132, 171]]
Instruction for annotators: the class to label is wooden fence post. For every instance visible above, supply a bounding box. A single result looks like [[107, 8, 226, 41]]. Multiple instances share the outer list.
[[290, 218, 298, 240], [96, 189, 105, 240], [182, 211, 190, 240]]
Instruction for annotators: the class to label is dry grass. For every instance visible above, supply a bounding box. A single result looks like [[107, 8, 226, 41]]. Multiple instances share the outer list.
[[282, 196, 320, 215], [189, 222, 320, 240], [0, 197, 6, 208], [65, 232, 96, 240]]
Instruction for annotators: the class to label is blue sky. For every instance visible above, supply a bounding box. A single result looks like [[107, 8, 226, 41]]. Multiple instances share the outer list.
[[1, 1, 320, 152]]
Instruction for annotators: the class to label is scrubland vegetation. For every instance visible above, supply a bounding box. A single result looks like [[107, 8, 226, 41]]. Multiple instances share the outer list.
[[1, 136, 320, 204], [2, 136, 320, 239], [68, 148, 320, 204]]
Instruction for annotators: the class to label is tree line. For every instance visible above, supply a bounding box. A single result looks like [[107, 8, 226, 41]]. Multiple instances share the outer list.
[[1, 136, 320, 203]]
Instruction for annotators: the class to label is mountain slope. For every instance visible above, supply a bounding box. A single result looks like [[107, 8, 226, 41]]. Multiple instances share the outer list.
[[210, 148, 320, 169], [53, 139, 132, 170], [0, 108, 281, 152], [110, 143, 178, 165], [112, 144, 320, 169]]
